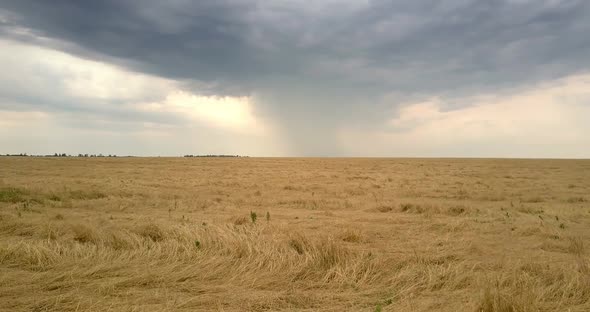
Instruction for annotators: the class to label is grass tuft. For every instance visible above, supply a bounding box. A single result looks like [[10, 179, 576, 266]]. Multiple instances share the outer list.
[[134, 223, 165, 242], [71, 223, 100, 244], [0, 187, 29, 203]]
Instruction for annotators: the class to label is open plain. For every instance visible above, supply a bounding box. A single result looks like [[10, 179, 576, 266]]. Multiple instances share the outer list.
[[0, 157, 589, 311]]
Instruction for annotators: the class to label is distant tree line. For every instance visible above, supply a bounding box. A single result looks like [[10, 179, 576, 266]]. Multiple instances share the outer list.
[[2, 153, 248, 158], [183, 154, 248, 158], [76, 154, 118, 157], [1, 153, 119, 157], [3, 153, 29, 157]]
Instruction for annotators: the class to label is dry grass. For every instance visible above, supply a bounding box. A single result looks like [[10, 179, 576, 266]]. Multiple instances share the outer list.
[[1, 157, 590, 311]]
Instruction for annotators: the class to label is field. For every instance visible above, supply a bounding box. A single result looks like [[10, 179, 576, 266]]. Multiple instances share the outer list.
[[1, 157, 589, 311]]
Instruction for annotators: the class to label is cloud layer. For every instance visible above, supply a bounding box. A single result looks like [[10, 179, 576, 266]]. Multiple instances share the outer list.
[[1, 0, 589, 156], [0, 40, 283, 156], [339, 74, 590, 157]]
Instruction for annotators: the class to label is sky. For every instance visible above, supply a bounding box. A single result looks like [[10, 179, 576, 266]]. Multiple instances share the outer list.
[[1, 0, 589, 157]]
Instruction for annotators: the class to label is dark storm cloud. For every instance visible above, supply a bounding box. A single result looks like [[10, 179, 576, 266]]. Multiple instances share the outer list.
[[1, 0, 283, 95], [1, 0, 590, 154], [3, 0, 588, 95]]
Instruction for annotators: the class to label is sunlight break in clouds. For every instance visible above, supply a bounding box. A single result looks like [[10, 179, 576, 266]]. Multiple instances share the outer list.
[[0, 39, 281, 155], [140, 92, 264, 134]]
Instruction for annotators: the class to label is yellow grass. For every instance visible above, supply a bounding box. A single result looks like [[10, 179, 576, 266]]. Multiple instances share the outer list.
[[0, 157, 589, 311]]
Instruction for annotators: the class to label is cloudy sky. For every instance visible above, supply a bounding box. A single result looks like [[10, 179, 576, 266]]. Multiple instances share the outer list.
[[1, 0, 589, 157]]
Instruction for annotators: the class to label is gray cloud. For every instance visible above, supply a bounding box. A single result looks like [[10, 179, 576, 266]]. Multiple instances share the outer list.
[[3, 1, 588, 92], [1, 0, 590, 155]]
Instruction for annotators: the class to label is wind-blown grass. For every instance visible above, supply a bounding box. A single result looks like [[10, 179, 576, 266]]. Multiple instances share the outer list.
[[1, 157, 589, 311]]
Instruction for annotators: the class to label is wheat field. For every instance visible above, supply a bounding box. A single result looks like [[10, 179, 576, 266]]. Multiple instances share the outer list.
[[0, 157, 589, 311]]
